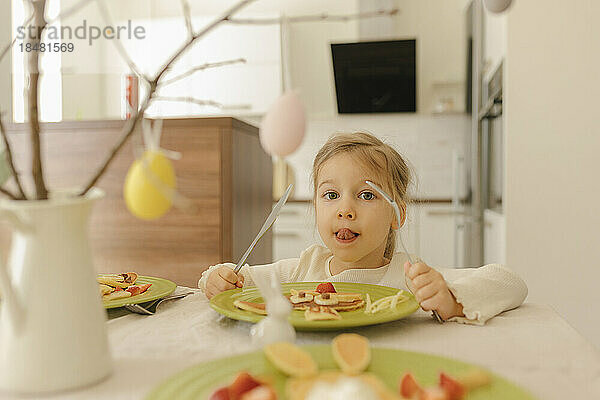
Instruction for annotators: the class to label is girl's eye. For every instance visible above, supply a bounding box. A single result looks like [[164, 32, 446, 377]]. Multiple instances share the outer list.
[[359, 191, 375, 201], [323, 191, 339, 200]]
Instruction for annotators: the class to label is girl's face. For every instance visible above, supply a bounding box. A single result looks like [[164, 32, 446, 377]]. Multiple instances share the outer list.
[[315, 152, 397, 266]]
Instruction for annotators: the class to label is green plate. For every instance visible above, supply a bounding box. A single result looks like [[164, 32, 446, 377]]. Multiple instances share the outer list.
[[146, 345, 536, 399], [102, 276, 177, 309], [210, 282, 420, 331]]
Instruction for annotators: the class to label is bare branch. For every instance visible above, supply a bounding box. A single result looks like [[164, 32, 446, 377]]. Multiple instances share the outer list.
[[227, 8, 399, 25], [45, 0, 95, 26], [150, 0, 256, 84], [180, 0, 194, 39], [28, 0, 49, 200], [0, 13, 34, 64], [158, 58, 246, 87], [152, 96, 223, 109], [80, 0, 258, 196], [95, 0, 150, 82], [0, 186, 20, 201], [0, 113, 27, 199]]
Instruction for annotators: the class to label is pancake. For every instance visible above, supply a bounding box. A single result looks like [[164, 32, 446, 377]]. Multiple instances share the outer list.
[[103, 289, 132, 301]]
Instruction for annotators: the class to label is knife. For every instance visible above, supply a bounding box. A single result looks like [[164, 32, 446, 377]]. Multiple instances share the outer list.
[[233, 184, 293, 274]]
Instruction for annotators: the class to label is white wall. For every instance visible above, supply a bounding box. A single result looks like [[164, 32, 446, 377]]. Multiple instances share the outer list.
[[266, 0, 471, 202], [505, 0, 600, 348], [395, 0, 470, 114], [277, 114, 470, 201]]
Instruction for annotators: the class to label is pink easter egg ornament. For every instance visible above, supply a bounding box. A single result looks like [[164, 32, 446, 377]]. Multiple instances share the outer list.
[[260, 92, 306, 157]]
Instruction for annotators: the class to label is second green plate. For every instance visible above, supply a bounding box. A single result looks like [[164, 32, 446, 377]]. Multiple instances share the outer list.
[[102, 276, 177, 309], [209, 282, 419, 331], [147, 345, 536, 400]]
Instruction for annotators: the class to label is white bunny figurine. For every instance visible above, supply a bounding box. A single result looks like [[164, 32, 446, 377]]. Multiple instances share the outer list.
[[250, 270, 296, 347]]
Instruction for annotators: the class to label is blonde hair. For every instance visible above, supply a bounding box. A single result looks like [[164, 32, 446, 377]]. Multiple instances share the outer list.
[[311, 132, 413, 259]]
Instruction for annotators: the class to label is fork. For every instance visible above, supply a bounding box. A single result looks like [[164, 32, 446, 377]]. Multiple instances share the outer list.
[[124, 292, 193, 315], [365, 180, 444, 323]]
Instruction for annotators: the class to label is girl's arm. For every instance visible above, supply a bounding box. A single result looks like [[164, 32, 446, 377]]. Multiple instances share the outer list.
[[438, 263, 528, 325]]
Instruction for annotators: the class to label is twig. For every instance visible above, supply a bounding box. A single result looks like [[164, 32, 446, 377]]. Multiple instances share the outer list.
[[0, 113, 27, 199], [28, 0, 49, 200], [79, 0, 257, 196], [158, 58, 246, 87], [95, 0, 151, 82], [0, 186, 19, 201], [0, 14, 34, 64], [152, 96, 223, 108], [227, 8, 399, 24], [180, 0, 194, 39]]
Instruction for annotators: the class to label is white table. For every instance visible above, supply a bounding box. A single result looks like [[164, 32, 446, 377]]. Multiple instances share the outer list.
[[13, 288, 600, 400]]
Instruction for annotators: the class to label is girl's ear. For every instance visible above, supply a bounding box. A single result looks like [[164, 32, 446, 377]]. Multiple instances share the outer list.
[[391, 201, 407, 230]]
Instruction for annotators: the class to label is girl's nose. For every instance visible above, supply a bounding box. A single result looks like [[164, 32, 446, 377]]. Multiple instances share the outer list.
[[337, 209, 355, 220]]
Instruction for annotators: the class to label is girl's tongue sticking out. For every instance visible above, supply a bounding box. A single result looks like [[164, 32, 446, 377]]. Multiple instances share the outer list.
[[336, 228, 359, 243]]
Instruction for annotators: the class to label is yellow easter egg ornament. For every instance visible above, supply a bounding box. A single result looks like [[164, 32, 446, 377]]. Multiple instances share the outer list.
[[124, 151, 176, 220]]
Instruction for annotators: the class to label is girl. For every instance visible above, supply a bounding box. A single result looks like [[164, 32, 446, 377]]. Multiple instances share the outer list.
[[199, 132, 527, 324]]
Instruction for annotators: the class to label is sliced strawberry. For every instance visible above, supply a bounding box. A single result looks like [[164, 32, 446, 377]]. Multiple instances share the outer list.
[[126, 283, 152, 296], [399, 372, 424, 399], [439, 372, 466, 400], [228, 372, 262, 400], [240, 385, 277, 400], [209, 386, 231, 400], [399, 372, 424, 398], [316, 282, 336, 293]]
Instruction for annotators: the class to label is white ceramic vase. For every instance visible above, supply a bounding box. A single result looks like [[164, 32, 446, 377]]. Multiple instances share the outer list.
[[0, 188, 111, 394]]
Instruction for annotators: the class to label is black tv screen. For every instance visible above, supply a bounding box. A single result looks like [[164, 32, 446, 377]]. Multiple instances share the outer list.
[[331, 39, 416, 113]]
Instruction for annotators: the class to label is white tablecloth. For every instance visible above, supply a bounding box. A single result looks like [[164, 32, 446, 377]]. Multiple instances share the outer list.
[[11, 288, 600, 400]]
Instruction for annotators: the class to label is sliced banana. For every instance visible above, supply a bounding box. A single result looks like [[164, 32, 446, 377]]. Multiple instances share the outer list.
[[314, 293, 339, 306], [290, 290, 314, 304], [304, 306, 341, 321], [99, 284, 114, 296]]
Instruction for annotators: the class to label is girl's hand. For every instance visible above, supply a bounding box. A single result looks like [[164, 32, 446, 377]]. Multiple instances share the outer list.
[[205, 266, 245, 299], [404, 261, 464, 321]]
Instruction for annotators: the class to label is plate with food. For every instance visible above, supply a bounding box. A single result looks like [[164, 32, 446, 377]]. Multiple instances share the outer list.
[[146, 334, 535, 400], [99, 272, 177, 309], [209, 282, 420, 331]]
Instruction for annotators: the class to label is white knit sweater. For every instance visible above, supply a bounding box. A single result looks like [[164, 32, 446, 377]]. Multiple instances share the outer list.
[[198, 244, 528, 325]]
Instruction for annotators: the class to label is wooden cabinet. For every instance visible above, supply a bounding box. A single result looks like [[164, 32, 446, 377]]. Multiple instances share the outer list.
[[272, 202, 321, 261], [416, 203, 466, 268], [3, 117, 272, 287]]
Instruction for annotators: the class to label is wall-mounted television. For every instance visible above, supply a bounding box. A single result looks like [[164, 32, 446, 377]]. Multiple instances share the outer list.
[[331, 39, 416, 114]]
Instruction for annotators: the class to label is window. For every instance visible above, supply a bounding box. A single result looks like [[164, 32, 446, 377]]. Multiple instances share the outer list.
[[11, 0, 62, 122]]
